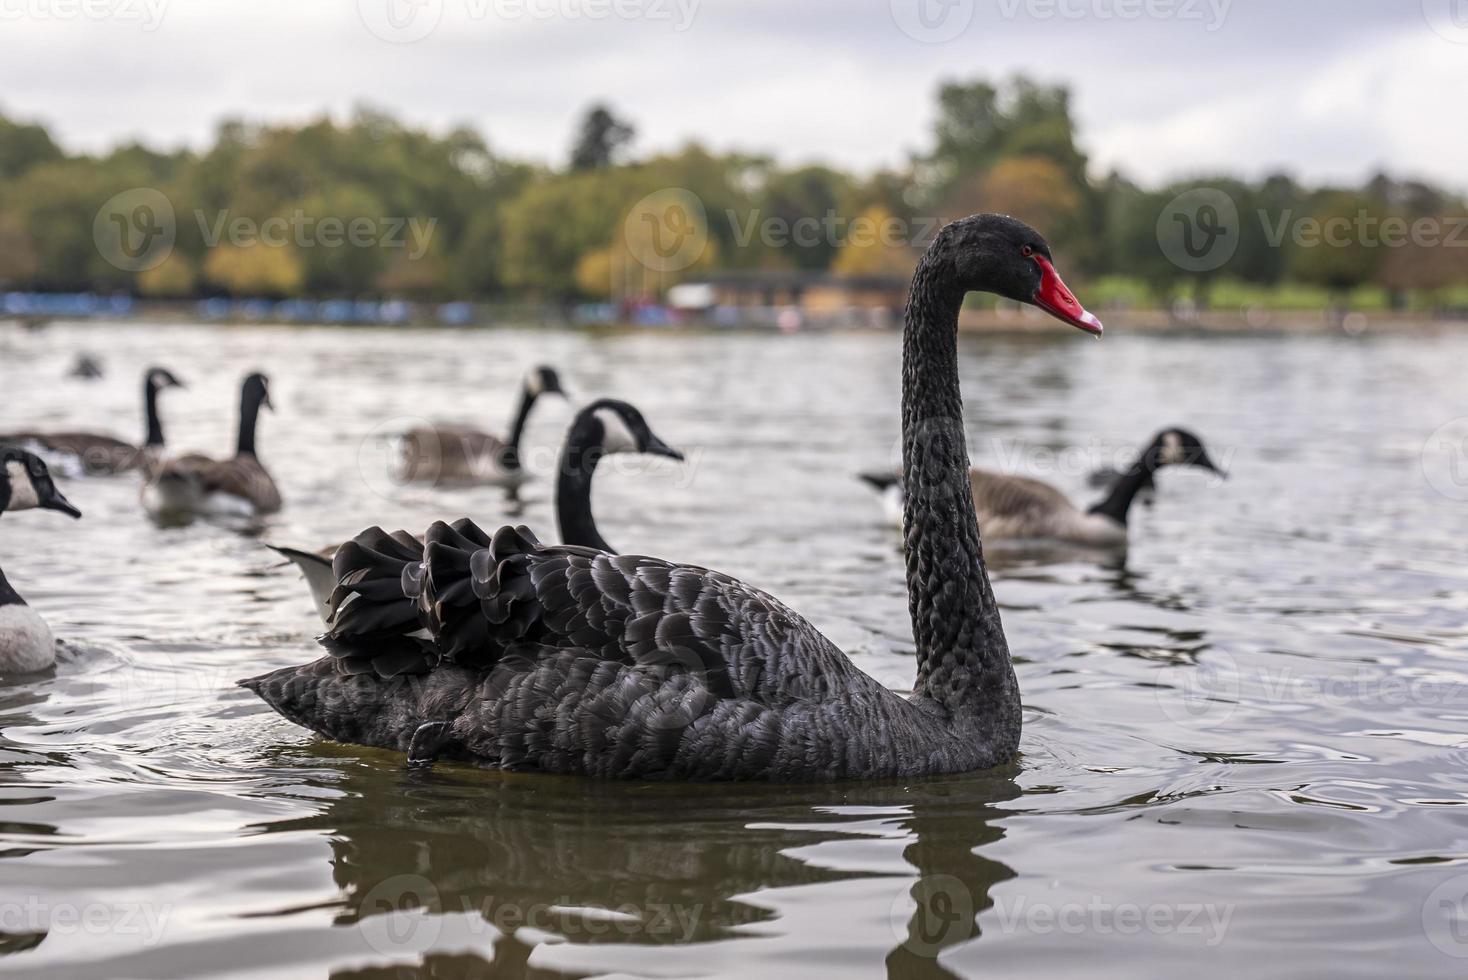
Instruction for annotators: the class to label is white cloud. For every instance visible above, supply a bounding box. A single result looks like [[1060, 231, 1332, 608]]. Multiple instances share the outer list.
[[0, 0, 1461, 191]]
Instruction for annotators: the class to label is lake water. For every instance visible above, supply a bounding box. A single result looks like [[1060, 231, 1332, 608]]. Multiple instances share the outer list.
[[2, 320, 1467, 979]]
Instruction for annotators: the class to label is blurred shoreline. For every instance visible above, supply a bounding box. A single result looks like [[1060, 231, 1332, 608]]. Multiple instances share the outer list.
[[5, 304, 1464, 336]]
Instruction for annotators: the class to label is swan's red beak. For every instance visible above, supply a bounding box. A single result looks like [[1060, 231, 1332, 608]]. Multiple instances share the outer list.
[[1031, 255, 1103, 336]]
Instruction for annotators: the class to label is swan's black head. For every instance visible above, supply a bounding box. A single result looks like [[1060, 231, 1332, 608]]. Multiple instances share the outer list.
[[243, 372, 273, 412], [1148, 428, 1225, 476], [928, 214, 1102, 335], [527, 366, 567, 400], [576, 399, 683, 461], [146, 366, 186, 392], [0, 447, 82, 519]]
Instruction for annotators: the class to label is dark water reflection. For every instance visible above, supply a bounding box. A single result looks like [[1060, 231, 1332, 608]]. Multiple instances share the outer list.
[[1, 322, 1467, 978]]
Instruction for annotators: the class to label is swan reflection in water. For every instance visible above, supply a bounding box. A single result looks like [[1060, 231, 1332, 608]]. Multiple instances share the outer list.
[[253, 751, 1020, 979]]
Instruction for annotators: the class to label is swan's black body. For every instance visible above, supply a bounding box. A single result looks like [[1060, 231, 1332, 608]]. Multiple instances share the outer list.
[[242, 214, 1101, 781]]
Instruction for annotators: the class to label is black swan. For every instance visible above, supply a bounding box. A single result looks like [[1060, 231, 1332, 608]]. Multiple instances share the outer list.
[[271, 398, 683, 621], [396, 365, 567, 487], [0, 448, 82, 673], [0, 367, 185, 477], [860, 428, 1223, 546], [143, 373, 280, 520], [240, 214, 1103, 780]]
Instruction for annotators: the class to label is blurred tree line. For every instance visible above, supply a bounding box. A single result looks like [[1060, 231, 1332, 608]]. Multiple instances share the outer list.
[[0, 80, 1464, 309]]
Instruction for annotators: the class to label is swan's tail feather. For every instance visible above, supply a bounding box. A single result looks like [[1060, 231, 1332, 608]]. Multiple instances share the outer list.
[[422, 520, 542, 668], [267, 544, 337, 623], [322, 527, 437, 677]]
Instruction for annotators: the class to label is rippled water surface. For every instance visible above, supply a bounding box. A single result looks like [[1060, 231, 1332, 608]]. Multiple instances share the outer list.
[[2, 321, 1467, 978]]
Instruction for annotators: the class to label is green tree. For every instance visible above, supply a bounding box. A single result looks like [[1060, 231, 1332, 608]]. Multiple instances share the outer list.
[[0, 112, 64, 180], [1290, 190, 1384, 308], [569, 104, 635, 171]]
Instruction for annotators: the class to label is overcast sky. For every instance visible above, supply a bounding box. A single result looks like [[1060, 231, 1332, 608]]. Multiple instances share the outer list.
[[2, 0, 1464, 190]]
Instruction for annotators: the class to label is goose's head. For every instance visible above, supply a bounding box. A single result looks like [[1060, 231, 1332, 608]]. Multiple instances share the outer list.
[[0, 448, 82, 519], [1150, 428, 1225, 477], [146, 366, 186, 393], [243, 372, 273, 412], [580, 400, 683, 461], [932, 214, 1102, 336], [525, 366, 567, 400]]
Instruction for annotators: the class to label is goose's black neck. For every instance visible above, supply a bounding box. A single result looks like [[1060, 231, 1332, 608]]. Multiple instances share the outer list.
[[556, 419, 612, 553], [901, 254, 1019, 727], [502, 385, 537, 471], [237, 386, 264, 458], [0, 566, 23, 608], [143, 377, 166, 448], [1088, 450, 1158, 525]]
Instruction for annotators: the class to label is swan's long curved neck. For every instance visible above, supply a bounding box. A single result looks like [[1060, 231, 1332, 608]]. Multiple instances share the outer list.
[[143, 379, 165, 448], [556, 434, 612, 553], [503, 385, 537, 470], [901, 257, 1019, 722], [1088, 449, 1157, 525], [237, 389, 264, 458]]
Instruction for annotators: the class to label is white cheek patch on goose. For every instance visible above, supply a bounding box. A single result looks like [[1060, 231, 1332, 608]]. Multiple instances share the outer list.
[[524, 371, 543, 397], [594, 408, 639, 454], [1162, 432, 1185, 466], [4, 462, 40, 511]]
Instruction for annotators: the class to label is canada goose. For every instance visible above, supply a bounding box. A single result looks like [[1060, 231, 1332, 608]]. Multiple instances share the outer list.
[[0, 447, 82, 674], [0, 367, 185, 477], [241, 213, 1102, 780], [271, 398, 683, 622], [1086, 463, 1154, 507], [396, 365, 567, 487], [69, 354, 104, 379], [143, 372, 281, 521], [860, 428, 1223, 547]]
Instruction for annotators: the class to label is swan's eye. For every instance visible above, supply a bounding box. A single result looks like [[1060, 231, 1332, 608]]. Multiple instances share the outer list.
[[1021, 244, 1034, 257]]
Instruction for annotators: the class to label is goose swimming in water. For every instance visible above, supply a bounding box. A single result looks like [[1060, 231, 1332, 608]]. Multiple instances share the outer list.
[[271, 398, 683, 622], [0, 448, 82, 674], [396, 365, 567, 488], [0, 367, 185, 477], [860, 428, 1223, 547], [241, 213, 1103, 781], [143, 372, 281, 521]]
